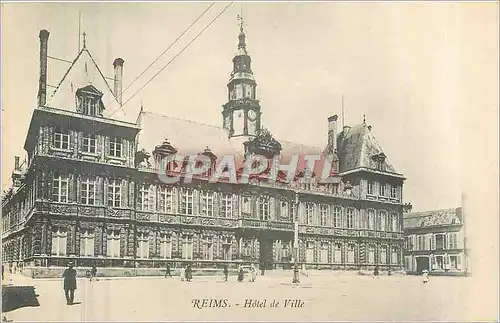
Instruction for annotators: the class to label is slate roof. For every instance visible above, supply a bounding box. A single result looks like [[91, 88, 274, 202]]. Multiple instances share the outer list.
[[46, 46, 130, 123], [136, 110, 331, 177], [403, 208, 462, 229], [337, 123, 398, 174]]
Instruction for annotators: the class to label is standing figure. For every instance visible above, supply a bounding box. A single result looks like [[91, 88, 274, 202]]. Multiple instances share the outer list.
[[90, 264, 97, 281], [237, 266, 244, 282], [62, 262, 77, 305], [301, 263, 309, 277], [249, 264, 257, 282], [165, 263, 172, 278], [2, 264, 4, 281], [180, 266, 186, 282], [373, 265, 379, 278], [185, 265, 193, 282], [223, 264, 229, 282], [422, 269, 430, 284]]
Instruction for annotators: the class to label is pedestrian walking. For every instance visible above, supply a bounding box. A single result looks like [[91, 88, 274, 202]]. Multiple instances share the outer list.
[[165, 263, 172, 278], [185, 264, 193, 282], [249, 264, 257, 282], [62, 262, 77, 305], [90, 264, 97, 281], [237, 266, 244, 282], [223, 264, 229, 282], [180, 266, 186, 282]]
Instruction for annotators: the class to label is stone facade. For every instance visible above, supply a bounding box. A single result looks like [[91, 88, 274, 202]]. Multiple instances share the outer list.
[[2, 25, 408, 274]]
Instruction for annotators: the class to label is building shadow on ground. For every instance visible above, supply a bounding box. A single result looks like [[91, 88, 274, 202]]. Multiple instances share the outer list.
[[2, 285, 40, 312]]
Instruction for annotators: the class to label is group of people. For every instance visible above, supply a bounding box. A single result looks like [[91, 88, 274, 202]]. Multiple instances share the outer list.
[[237, 264, 257, 282]]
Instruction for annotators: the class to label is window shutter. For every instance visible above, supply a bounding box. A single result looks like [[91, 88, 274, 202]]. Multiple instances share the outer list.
[[96, 176, 103, 206], [121, 179, 128, 208], [122, 138, 128, 161], [105, 136, 110, 157], [67, 174, 74, 203], [412, 235, 417, 251], [172, 186, 179, 214], [457, 255, 462, 267], [232, 194, 238, 218], [47, 171, 54, 200], [431, 234, 436, 250], [193, 189, 199, 215], [96, 134, 102, 158]]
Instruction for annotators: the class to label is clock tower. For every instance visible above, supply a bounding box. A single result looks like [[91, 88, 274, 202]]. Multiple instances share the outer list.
[[222, 16, 261, 138]]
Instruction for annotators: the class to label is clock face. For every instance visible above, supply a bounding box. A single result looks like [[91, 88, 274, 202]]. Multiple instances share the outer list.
[[248, 109, 257, 120]]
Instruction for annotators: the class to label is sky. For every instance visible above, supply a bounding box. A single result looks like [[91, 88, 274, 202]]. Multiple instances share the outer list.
[[1, 2, 498, 212]]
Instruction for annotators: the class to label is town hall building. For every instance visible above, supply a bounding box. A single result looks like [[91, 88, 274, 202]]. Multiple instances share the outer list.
[[2, 21, 409, 276]]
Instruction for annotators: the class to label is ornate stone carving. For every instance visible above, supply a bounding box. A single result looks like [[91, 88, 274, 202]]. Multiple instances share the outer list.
[[159, 214, 174, 223], [79, 206, 95, 216], [107, 207, 123, 218], [136, 212, 150, 221], [181, 216, 193, 224], [305, 227, 314, 233], [201, 218, 215, 226], [51, 204, 69, 214]]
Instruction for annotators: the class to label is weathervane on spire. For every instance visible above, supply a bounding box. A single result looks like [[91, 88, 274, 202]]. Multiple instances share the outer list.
[[237, 4, 244, 32]]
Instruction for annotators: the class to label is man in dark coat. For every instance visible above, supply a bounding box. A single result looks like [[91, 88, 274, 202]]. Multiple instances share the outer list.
[[90, 264, 97, 281], [185, 264, 192, 282], [165, 263, 172, 278], [223, 264, 229, 282], [63, 262, 77, 305]]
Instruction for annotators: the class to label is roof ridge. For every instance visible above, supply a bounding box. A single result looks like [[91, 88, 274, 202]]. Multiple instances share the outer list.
[[405, 208, 458, 217]]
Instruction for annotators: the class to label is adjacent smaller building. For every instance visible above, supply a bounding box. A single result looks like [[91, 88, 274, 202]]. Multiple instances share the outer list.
[[403, 207, 469, 276]]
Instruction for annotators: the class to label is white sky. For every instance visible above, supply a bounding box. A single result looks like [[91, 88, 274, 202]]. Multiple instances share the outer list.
[[1, 2, 498, 212]]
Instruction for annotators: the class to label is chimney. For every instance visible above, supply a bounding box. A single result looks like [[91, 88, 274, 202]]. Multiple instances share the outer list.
[[328, 115, 338, 152], [38, 29, 50, 107], [113, 58, 124, 105], [14, 156, 20, 171]]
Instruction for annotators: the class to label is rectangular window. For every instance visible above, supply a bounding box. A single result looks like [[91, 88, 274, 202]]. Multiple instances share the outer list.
[[139, 184, 154, 211], [368, 245, 375, 264], [367, 181, 374, 195], [137, 233, 149, 259], [280, 201, 289, 220], [54, 129, 70, 150], [80, 177, 96, 205], [220, 194, 233, 218], [391, 185, 398, 198], [51, 229, 67, 256], [380, 247, 387, 264], [158, 186, 174, 213], [448, 233, 458, 249], [333, 207, 342, 228], [368, 209, 375, 230], [346, 208, 355, 229], [159, 234, 172, 259], [180, 189, 194, 215], [334, 243, 342, 264], [107, 179, 121, 208], [52, 175, 69, 203], [80, 230, 94, 257], [418, 235, 426, 251], [320, 205, 328, 227], [391, 247, 398, 264], [306, 241, 314, 263], [200, 191, 214, 217], [82, 134, 97, 153], [202, 236, 214, 260], [379, 211, 387, 231], [81, 96, 99, 116], [391, 212, 399, 232], [449, 255, 459, 269], [347, 244, 355, 264], [379, 183, 386, 196], [222, 237, 232, 261], [182, 235, 193, 260], [106, 230, 121, 257], [306, 203, 314, 225], [320, 242, 329, 264], [436, 234, 445, 250], [109, 137, 122, 158]]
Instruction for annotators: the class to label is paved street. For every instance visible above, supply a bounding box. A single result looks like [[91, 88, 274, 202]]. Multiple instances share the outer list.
[[3, 273, 473, 322]]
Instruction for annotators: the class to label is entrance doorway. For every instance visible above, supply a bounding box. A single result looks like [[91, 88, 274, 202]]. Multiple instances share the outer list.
[[416, 257, 429, 274], [259, 239, 274, 270]]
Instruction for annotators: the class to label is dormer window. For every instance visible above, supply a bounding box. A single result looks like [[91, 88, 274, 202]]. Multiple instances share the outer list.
[[76, 85, 104, 117]]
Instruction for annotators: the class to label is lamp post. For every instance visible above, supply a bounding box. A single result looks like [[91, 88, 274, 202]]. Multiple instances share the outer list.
[[292, 193, 300, 284]]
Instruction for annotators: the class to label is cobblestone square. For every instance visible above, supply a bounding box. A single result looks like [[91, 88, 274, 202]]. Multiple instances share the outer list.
[[3, 273, 473, 322]]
